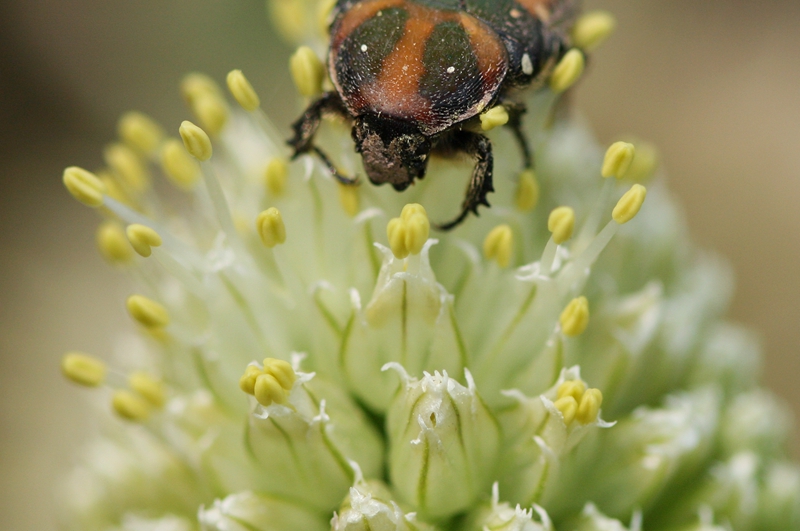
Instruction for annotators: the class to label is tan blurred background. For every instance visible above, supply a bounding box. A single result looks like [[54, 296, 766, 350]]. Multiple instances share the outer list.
[[0, 1, 798, 529]]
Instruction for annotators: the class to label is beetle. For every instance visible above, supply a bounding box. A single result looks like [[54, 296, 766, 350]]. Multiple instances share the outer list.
[[289, 0, 579, 229]]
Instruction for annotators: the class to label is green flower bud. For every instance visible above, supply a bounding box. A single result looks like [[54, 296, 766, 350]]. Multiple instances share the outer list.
[[757, 462, 800, 529], [720, 390, 793, 457], [385, 366, 500, 519], [342, 242, 465, 412], [462, 483, 554, 531], [245, 369, 384, 512], [198, 491, 328, 531], [566, 503, 641, 531], [333, 476, 439, 531]]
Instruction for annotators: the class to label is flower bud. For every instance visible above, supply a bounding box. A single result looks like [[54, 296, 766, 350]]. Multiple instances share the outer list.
[[720, 390, 793, 457], [332, 479, 438, 531], [567, 503, 641, 531], [462, 484, 553, 531], [244, 372, 384, 512], [343, 242, 464, 412], [386, 368, 499, 519], [199, 491, 328, 531], [758, 461, 800, 530]]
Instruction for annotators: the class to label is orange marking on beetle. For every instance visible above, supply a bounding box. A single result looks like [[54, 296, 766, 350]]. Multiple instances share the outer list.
[[458, 13, 508, 96], [516, 0, 554, 22], [330, 0, 405, 49]]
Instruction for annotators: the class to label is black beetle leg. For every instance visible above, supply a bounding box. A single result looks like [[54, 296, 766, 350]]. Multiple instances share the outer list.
[[288, 91, 358, 185], [435, 132, 494, 231], [502, 101, 534, 170]]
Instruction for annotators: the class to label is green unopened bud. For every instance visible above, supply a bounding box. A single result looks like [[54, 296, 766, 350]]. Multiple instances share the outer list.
[[567, 503, 641, 531], [344, 243, 463, 413], [386, 367, 500, 519], [199, 491, 328, 531], [333, 479, 438, 531], [720, 390, 793, 457], [244, 373, 384, 512], [758, 462, 800, 530], [463, 484, 553, 531]]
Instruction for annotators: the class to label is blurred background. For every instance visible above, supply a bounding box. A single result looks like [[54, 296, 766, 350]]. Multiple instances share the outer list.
[[0, 0, 798, 529]]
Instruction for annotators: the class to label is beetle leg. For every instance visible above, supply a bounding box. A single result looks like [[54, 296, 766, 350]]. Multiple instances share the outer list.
[[502, 101, 534, 170], [435, 132, 494, 231], [288, 91, 358, 185]]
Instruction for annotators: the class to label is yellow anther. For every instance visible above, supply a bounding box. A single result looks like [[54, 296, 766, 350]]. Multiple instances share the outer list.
[[613, 184, 647, 224], [557, 380, 587, 403], [96, 222, 133, 264], [126, 224, 162, 257], [262, 358, 297, 391], [290, 46, 326, 97], [226, 69, 261, 111], [112, 390, 151, 422], [548, 206, 575, 244], [515, 169, 540, 212], [256, 208, 287, 248], [193, 94, 230, 136], [118, 111, 164, 155], [254, 373, 288, 407], [549, 49, 585, 94], [338, 183, 360, 217], [268, 0, 306, 42], [554, 395, 578, 426], [264, 158, 288, 196], [126, 294, 170, 329], [602, 142, 636, 179], [181, 72, 223, 108], [560, 296, 590, 336], [576, 388, 603, 424], [129, 372, 166, 408], [61, 352, 107, 387], [480, 106, 509, 131], [104, 143, 149, 192], [626, 141, 660, 183], [97, 171, 129, 205], [63, 166, 106, 207], [239, 364, 262, 395], [317, 0, 337, 36], [179, 120, 213, 162], [483, 224, 513, 268], [572, 11, 616, 52], [387, 204, 430, 259], [160, 138, 201, 189]]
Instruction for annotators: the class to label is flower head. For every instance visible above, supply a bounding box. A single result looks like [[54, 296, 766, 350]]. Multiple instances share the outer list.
[[59, 3, 799, 531]]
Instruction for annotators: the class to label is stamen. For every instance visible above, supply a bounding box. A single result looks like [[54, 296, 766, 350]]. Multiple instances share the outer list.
[[126, 294, 170, 329], [61, 352, 107, 387], [97, 171, 131, 206], [576, 388, 603, 424], [112, 389, 151, 422], [63, 166, 106, 207], [126, 224, 163, 257], [96, 221, 134, 264], [572, 11, 616, 52], [557, 380, 587, 403], [290, 46, 325, 97], [602, 142, 636, 179], [104, 143, 150, 192], [559, 296, 590, 336], [625, 141, 660, 183], [515, 169, 540, 212], [549, 49, 585, 94], [226, 69, 261, 112], [179, 120, 213, 162], [118, 111, 164, 156], [181, 73, 229, 136], [338, 182, 360, 217], [613, 184, 647, 224], [129, 371, 166, 408], [554, 395, 578, 425], [264, 158, 288, 196], [387, 204, 430, 259], [160, 138, 201, 189], [548, 206, 575, 245], [256, 208, 287, 248], [483, 224, 513, 268], [480, 106, 510, 131], [239, 358, 297, 407]]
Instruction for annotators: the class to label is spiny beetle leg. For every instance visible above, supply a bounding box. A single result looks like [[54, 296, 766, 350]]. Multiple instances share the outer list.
[[435, 132, 494, 231], [502, 100, 534, 170]]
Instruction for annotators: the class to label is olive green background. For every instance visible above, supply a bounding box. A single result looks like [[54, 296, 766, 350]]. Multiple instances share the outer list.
[[1, 1, 798, 529]]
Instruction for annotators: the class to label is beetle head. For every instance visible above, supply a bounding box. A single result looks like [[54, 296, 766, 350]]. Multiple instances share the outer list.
[[352, 114, 431, 191]]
